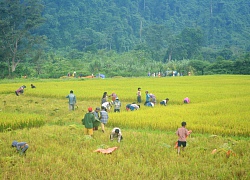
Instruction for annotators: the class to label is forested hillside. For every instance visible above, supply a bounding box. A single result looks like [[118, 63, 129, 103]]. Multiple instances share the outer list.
[[39, 0, 250, 57], [1, 0, 250, 78]]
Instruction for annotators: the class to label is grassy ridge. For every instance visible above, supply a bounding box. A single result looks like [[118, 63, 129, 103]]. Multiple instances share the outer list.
[[0, 75, 249, 179]]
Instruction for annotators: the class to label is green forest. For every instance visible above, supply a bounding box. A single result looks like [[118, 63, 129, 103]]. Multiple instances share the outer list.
[[0, 0, 250, 78]]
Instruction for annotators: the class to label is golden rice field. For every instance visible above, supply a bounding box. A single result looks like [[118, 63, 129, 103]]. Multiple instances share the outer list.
[[0, 75, 249, 179]]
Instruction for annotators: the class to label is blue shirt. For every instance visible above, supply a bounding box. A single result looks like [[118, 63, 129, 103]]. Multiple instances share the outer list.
[[100, 110, 109, 124], [66, 93, 76, 105]]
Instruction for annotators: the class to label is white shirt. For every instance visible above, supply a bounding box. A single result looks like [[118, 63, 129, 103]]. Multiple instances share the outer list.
[[102, 102, 111, 110], [130, 104, 140, 110]]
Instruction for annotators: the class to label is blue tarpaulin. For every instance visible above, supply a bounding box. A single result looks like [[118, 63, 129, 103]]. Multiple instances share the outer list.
[[96, 74, 105, 78]]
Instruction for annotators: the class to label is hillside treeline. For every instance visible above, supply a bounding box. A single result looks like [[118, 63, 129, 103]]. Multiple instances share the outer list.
[[0, 0, 250, 78]]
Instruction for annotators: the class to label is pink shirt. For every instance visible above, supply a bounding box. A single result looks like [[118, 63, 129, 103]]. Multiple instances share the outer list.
[[176, 127, 188, 142], [184, 97, 190, 103]]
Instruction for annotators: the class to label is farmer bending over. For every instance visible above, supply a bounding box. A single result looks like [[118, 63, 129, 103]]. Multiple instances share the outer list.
[[110, 127, 123, 143], [160, 98, 169, 106], [12, 141, 29, 155], [15, 85, 26, 96]]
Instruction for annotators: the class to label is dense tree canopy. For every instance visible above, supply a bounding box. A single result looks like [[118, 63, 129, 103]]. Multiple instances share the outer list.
[[37, 0, 250, 55], [0, 0, 250, 78], [0, 0, 45, 77]]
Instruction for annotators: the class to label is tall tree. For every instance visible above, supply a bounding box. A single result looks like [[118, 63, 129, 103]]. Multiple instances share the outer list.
[[189, 60, 210, 75], [233, 53, 250, 74], [180, 28, 203, 59], [0, 0, 45, 76]]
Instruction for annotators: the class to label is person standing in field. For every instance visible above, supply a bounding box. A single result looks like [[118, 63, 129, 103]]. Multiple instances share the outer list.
[[66, 90, 76, 110], [113, 97, 121, 112], [101, 92, 108, 104], [110, 92, 117, 102], [144, 90, 150, 105], [82, 107, 95, 136], [136, 87, 142, 103], [100, 106, 109, 133], [110, 127, 123, 143], [176, 121, 192, 155], [93, 107, 101, 130]]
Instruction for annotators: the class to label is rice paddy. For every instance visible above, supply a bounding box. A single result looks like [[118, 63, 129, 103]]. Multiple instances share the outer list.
[[0, 75, 249, 179]]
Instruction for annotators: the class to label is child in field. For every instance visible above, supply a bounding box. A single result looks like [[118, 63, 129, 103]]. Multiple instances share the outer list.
[[160, 98, 169, 106], [82, 107, 95, 136], [144, 90, 150, 105], [100, 106, 109, 133], [136, 87, 142, 103], [11, 141, 29, 155], [110, 127, 123, 143], [113, 97, 121, 112], [176, 122, 192, 155]]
